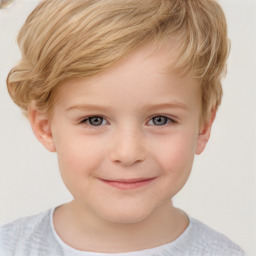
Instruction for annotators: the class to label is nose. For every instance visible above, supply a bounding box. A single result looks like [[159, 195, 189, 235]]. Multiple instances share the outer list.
[[110, 127, 146, 166]]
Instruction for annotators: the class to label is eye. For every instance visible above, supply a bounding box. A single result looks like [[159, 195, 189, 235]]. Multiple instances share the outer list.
[[82, 116, 107, 126], [148, 115, 175, 126]]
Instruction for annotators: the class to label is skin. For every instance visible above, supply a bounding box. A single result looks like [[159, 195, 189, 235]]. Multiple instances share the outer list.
[[29, 42, 215, 253]]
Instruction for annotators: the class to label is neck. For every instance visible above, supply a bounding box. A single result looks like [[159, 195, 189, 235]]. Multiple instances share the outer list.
[[53, 200, 189, 253]]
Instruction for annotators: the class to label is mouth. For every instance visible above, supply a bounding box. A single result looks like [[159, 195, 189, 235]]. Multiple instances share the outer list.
[[99, 177, 156, 190]]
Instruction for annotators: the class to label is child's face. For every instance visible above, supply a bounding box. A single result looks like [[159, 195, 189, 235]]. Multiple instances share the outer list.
[[33, 43, 211, 224]]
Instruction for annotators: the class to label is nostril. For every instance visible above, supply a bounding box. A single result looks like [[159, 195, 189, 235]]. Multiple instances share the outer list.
[[109, 131, 146, 165], [110, 148, 146, 166]]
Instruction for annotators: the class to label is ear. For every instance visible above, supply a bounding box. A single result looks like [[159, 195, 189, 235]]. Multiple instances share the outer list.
[[195, 109, 216, 155], [28, 104, 56, 152]]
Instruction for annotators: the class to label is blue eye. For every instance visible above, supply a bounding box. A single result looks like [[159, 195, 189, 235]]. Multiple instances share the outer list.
[[148, 116, 174, 126], [81, 115, 174, 127], [82, 116, 107, 126]]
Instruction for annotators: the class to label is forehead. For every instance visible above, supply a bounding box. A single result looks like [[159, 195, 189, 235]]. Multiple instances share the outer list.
[[54, 42, 201, 110], [102, 40, 181, 78]]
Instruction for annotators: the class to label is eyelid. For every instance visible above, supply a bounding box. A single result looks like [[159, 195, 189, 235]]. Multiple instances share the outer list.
[[146, 114, 177, 126], [79, 115, 109, 126], [78, 114, 177, 127]]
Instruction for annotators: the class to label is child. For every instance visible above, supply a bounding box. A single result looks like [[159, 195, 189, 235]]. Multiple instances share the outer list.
[[0, 0, 246, 255]]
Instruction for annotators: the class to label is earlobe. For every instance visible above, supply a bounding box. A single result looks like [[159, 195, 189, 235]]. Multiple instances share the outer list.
[[28, 105, 56, 152], [196, 110, 216, 155]]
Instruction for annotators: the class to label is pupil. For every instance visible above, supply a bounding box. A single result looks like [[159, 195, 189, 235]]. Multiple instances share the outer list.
[[153, 116, 167, 125], [89, 117, 102, 126]]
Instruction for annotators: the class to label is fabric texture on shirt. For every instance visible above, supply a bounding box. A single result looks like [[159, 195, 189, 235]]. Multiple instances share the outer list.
[[0, 207, 246, 256]]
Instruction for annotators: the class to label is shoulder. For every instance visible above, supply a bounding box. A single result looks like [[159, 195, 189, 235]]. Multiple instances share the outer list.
[[186, 217, 246, 256], [1, 209, 50, 231], [0, 208, 60, 256], [0, 209, 51, 239]]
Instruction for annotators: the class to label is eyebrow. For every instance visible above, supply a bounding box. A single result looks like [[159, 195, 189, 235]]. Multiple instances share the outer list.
[[141, 102, 188, 111], [66, 102, 188, 112], [66, 104, 112, 112]]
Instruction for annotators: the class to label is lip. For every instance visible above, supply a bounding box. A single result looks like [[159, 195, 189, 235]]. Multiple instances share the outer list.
[[99, 177, 156, 190]]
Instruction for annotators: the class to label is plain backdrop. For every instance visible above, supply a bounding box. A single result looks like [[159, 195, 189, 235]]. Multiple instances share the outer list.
[[0, 0, 255, 255]]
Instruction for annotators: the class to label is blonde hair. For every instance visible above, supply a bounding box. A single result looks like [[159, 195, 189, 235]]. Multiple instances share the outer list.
[[7, 0, 229, 124]]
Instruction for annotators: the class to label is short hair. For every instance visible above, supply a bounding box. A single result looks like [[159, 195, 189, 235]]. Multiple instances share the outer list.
[[7, 0, 230, 124]]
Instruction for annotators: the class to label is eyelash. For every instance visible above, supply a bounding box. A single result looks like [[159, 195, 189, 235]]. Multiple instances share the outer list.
[[80, 115, 177, 127]]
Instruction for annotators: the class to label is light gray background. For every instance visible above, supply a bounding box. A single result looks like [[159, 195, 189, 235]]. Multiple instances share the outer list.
[[0, 0, 255, 255]]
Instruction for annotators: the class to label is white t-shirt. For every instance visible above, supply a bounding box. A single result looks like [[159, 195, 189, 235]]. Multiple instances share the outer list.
[[0, 207, 246, 256]]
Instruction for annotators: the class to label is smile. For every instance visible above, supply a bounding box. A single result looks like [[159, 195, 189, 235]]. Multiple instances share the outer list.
[[99, 178, 156, 190]]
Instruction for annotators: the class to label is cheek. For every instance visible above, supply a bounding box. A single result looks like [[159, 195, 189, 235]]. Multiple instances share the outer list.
[[55, 136, 107, 199], [55, 135, 106, 177], [154, 132, 197, 175]]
